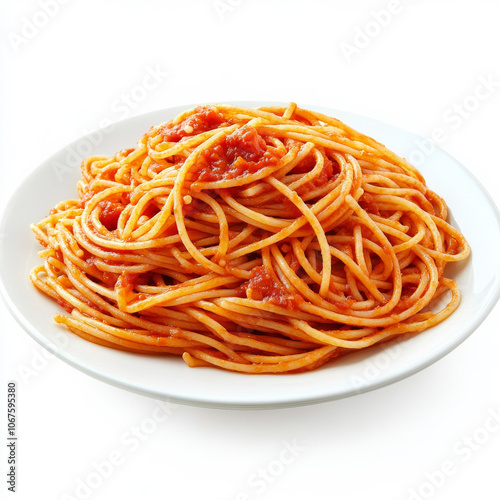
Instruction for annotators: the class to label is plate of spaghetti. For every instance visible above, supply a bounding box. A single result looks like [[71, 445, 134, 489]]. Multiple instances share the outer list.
[[1, 102, 499, 408]]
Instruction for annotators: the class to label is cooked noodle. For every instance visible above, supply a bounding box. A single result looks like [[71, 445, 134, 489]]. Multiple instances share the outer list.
[[30, 103, 470, 373]]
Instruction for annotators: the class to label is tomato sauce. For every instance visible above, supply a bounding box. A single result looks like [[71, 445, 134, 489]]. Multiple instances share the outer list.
[[160, 106, 225, 142], [359, 193, 380, 216], [98, 271, 117, 287], [98, 201, 124, 231], [116, 272, 138, 293], [115, 273, 151, 296], [196, 125, 280, 182], [183, 197, 210, 217], [294, 155, 338, 196], [393, 283, 418, 313], [56, 297, 74, 314], [292, 154, 318, 174], [242, 266, 302, 310]]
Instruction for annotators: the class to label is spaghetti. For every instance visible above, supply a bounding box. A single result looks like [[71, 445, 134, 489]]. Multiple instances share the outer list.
[[30, 103, 470, 373]]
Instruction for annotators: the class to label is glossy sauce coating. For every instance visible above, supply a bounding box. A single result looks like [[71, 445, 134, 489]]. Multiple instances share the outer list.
[[196, 125, 280, 182], [160, 106, 225, 142], [243, 266, 302, 310]]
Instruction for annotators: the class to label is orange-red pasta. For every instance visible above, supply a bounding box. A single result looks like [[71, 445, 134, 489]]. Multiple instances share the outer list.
[[30, 103, 470, 373]]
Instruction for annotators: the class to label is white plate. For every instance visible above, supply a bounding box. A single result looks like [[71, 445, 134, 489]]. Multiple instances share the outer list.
[[1, 102, 500, 409]]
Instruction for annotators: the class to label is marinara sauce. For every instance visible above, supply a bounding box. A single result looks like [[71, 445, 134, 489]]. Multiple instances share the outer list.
[[243, 266, 302, 310], [198, 125, 280, 182], [159, 106, 225, 142]]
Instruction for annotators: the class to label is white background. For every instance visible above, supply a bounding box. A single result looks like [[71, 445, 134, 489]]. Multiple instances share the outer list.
[[1, 1, 500, 499]]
